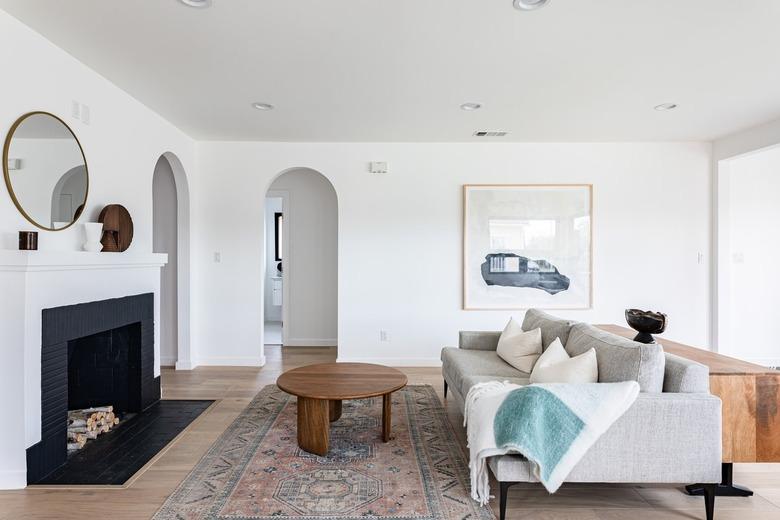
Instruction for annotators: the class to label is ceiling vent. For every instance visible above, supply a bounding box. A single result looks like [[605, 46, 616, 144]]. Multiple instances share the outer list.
[[473, 131, 509, 137]]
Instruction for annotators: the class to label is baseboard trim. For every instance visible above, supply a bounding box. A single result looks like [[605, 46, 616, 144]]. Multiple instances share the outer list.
[[337, 356, 442, 367], [284, 339, 337, 347], [196, 356, 266, 367], [160, 356, 177, 367], [0, 469, 27, 490], [174, 359, 196, 371]]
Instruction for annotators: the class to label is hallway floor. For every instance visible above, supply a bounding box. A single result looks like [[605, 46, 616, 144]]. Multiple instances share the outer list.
[[263, 321, 282, 345]]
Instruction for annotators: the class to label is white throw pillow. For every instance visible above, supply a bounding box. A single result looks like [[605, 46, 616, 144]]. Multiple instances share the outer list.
[[529, 337, 598, 384], [496, 318, 543, 373]]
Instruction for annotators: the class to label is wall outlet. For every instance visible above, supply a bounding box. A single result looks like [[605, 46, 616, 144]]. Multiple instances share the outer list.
[[213, 252, 221, 263], [72, 100, 81, 119], [379, 330, 390, 342]]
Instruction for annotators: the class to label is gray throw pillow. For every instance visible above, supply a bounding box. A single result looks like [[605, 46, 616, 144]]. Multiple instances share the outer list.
[[521, 308, 577, 349], [565, 323, 665, 393]]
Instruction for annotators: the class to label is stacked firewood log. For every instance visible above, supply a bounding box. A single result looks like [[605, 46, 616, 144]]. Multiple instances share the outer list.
[[67, 406, 120, 451]]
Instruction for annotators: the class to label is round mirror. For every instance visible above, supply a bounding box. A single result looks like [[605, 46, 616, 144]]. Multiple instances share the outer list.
[[3, 112, 89, 230]]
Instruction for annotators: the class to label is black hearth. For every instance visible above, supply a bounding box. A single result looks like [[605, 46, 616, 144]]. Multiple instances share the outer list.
[[27, 294, 160, 483]]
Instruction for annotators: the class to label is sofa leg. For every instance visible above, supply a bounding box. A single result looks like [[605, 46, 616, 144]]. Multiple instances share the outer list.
[[443, 379, 448, 398], [685, 463, 754, 497], [703, 483, 716, 520], [499, 481, 517, 520]]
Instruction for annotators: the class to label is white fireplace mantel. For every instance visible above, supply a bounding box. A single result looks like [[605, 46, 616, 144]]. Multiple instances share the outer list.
[[0, 249, 167, 489], [0, 250, 167, 271]]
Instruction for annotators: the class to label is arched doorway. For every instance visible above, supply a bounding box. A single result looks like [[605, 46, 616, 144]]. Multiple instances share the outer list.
[[153, 152, 192, 369], [263, 168, 338, 355], [50, 165, 87, 225]]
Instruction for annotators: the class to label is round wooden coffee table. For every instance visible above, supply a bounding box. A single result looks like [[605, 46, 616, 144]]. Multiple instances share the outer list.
[[276, 363, 408, 456]]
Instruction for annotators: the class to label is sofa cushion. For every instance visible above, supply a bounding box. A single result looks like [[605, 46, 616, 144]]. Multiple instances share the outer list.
[[496, 319, 543, 373], [565, 323, 665, 393], [529, 338, 598, 384], [521, 309, 577, 349], [441, 347, 528, 397], [663, 353, 710, 393], [461, 374, 531, 396], [459, 331, 502, 351]]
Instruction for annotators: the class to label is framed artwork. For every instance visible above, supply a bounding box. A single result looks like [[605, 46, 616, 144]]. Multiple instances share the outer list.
[[463, 184, 592, 310]]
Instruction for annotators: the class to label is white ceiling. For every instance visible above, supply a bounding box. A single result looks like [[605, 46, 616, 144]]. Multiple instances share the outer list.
[[2, 0, 780, 142]]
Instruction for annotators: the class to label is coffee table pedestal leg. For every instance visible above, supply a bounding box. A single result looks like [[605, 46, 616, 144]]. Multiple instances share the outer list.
[[382, 393, 392, 442], [297, 397, 329, 456], [329, 400, 342, 422]]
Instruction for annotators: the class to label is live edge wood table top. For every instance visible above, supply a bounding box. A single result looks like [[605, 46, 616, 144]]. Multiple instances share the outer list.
[[599, 325, 780, 464], [277, 363, 408, 456]]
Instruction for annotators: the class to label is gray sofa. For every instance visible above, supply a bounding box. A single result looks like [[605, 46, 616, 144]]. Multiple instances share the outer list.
[[441, 309, 722, 520]]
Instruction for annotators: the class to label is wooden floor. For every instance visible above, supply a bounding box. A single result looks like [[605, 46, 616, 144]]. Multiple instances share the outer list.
[[2, 346, 779, 519]]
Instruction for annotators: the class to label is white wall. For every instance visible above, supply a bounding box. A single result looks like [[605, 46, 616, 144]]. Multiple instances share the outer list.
[[720, 146, 780, 366], [154, 156, 178, 366], [194, 142, 712, 366], [264, 197, 283, 323], [268, 169, 338, 347], [0, 9, 196, 253], [0, 8, 195, 488], [711, 116, 780, 354]]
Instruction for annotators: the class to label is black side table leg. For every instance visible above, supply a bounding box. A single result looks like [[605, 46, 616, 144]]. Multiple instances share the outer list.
[[686, 463, 754, 497]]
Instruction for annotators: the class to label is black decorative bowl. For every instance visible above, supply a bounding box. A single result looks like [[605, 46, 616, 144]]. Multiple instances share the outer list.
[[625, 309, 667, 344]]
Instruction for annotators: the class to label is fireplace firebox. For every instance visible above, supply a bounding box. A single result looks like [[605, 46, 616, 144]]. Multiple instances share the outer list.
[[26, 294, 160, 483]]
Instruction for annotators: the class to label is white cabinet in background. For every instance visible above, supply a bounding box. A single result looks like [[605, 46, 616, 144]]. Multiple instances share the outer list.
[[271, 277, 283, 306]]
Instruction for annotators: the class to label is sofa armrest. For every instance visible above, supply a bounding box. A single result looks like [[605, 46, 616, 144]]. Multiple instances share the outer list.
[[488, 392, 723, 485], [583, 392, 722, 482], [459, 331, 501, 351], [663, 353, 710, 393]]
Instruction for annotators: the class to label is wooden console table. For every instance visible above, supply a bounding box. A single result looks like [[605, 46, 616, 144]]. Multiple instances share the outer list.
[[600, 325, 780, 496]]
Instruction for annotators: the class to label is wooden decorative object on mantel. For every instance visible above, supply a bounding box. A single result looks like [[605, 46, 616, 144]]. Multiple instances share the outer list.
[[98, 204, 134, 252], [599, 324, 780, 497]]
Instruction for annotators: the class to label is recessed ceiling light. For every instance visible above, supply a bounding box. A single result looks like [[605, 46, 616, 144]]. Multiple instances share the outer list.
[[513, 0, 550, 11], [460, 102, 482, 111], [252, 102, 274, 111], [178, 0, 212, 8], [654, 103, 678, 111]]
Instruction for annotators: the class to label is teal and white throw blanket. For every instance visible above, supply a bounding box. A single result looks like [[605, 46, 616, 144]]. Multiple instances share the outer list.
[[464, 381, 640, 504]]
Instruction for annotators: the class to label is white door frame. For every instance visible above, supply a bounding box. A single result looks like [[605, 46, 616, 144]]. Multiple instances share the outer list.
[[265, 190, 290, 347]]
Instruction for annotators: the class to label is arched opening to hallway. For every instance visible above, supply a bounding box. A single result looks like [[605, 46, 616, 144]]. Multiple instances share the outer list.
[[263, 168, 338, 358], [153, 152, 192, 369]]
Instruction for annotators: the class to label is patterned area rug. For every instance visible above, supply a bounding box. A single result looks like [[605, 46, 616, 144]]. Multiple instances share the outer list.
[[154, 385, 494, 519]]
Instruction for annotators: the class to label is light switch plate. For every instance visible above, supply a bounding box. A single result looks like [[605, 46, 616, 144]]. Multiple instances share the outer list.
[[369, 162, 388, 174]]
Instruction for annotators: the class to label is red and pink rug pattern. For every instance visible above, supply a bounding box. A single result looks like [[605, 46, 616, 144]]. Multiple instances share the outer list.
[[154, 385, 494, 519]]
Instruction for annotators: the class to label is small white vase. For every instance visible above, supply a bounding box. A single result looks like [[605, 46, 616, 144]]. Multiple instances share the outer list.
[[83, 222, 104, 252]]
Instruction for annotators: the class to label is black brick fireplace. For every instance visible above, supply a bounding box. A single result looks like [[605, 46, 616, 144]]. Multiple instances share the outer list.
[[26, 293, 160, 483]]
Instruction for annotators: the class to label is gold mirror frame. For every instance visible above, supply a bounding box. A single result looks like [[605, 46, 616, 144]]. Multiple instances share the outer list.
[[2, 111, 90, 231]]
